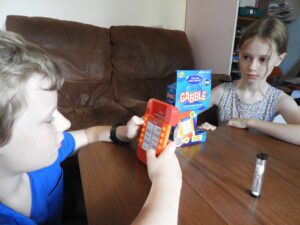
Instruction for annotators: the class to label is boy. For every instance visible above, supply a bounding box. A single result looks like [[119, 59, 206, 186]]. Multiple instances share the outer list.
[[0, 31, 182, 225]]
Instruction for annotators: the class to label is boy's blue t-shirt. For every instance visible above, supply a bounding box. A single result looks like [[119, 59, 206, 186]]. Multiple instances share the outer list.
[[0, 132, 75, 225]]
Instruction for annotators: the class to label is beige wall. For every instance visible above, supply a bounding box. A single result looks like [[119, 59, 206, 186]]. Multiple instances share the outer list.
[[185, 0, 239, 75], [0, 0, 186, 30]]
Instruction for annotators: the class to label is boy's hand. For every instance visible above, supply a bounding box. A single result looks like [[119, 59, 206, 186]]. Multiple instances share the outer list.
[[198, 122, 217, 131], [125, 116, 144, 140], [146, 142, 182, 188], [117, 116, 144, 142]]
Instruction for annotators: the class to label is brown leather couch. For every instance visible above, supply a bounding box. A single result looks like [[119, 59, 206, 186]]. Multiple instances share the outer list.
[[6, 15, 194, 129]]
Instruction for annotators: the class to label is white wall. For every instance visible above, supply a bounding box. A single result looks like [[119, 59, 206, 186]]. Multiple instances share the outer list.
[[0, 0, 186, 30], [185, 0, 239, 75]]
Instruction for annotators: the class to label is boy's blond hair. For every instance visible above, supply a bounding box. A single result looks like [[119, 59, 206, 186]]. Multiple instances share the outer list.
[[0, 31, 64, 146]]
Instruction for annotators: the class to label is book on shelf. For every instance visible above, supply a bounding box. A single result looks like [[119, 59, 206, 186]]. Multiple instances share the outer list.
[[268, 0, 294, 22], [238, 0, 269, 17], [284, 77, 300, 85], [240, 0, 257, 7]]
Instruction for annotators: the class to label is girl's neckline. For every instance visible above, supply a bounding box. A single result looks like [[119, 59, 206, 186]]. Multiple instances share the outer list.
[[233, 81, 271, 105]]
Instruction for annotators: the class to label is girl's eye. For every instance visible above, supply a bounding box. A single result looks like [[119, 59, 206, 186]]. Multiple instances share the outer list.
[[259, 57, 269, 63], [242, 55, 250, 61]]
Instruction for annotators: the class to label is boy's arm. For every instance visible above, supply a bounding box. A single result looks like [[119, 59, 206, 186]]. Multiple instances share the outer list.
[[131, 142, 182, 225], [228, 93, 300, 145], [70, 116, 144, 152], [69, 126, 110, 152]]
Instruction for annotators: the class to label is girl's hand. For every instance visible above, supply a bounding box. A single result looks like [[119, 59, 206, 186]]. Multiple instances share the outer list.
[[198, 122, 217, 131], [146, 141, 182, 187], [227, 118, 249, 129]]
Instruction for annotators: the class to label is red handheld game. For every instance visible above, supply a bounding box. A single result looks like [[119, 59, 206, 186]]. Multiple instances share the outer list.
[[137, 98, 179, 165]]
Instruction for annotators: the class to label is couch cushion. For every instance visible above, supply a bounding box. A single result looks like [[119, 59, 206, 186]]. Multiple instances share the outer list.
[[59, 103, 132, 129], [58, 80, 131, 129], [110, 26, 194, 115], [6, 15, 120, 127], [6, 15, 111, 82]]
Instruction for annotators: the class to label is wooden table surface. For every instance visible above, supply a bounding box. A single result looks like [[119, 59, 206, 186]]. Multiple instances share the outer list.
[[78, 127, 300, 225]]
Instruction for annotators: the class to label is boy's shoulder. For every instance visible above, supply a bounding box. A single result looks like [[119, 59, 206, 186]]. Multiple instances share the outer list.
[[0, 203, 36, 225], [56, 131, 76, 162], [0, 132, 76, 225]]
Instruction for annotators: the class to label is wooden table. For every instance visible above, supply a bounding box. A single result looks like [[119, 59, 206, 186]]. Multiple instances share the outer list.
[[78, 127, 300, 225]]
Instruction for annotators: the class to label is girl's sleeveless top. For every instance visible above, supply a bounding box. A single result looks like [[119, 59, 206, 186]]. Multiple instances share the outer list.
[[218, 81, 282, 125]]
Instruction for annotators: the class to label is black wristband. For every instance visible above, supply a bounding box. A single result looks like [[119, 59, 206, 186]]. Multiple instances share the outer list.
[[109, 122, 130, 144]]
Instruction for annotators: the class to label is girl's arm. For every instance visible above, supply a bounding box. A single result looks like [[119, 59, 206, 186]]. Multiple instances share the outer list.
[[210, 83, 225, 107], [228, 93, 300, 145], [198, 84, 224, 130]]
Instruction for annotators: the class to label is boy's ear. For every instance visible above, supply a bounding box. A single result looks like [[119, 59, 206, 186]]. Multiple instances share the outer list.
[[275, 52, 287, 67]]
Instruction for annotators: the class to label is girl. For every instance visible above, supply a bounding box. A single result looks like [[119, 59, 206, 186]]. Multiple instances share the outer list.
[[201, 17, 300, 145]]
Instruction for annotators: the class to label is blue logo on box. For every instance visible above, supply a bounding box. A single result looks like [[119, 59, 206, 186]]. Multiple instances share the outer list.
[[187, 75, 202, 84]]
